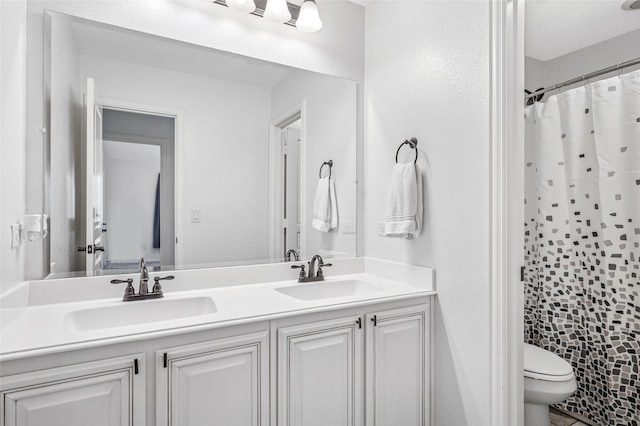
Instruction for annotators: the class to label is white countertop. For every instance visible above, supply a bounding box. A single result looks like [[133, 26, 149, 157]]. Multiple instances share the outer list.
[[0, 258, 435, 362]]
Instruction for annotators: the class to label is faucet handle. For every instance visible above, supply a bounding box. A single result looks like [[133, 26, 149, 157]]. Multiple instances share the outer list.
[[291, 264, 307, 280], [154, 275, 175, 281], [320, 262, 332, 268], [110, 278, 135, 297], [152, 275, 174, 293]]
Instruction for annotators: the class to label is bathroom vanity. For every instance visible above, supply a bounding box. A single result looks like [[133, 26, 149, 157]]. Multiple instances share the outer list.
[[0, 258, 435, 426]]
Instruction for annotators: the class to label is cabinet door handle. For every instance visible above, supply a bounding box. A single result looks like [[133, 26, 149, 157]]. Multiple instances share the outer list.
[[163, 352, 168, 368], [134, 359, 139, 375], [356, 318, 362, 329], [371, 315, 377, 326]]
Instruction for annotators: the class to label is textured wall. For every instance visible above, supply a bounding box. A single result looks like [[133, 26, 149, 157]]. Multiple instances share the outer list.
[[363, 1, 491, 424]]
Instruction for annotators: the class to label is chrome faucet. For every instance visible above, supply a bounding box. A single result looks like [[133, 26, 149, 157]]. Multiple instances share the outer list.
[[110, 257, 174, 301], [285, 249, 300, 262], [291, 254, 332, 283]]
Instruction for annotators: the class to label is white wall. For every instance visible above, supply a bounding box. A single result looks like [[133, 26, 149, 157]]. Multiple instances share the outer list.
[[526, 29, 640, 93], [80, 55, 272, 267], [271, 71, 357, 259], [0, 0, 27, 295], [363, 2, 491, 425]]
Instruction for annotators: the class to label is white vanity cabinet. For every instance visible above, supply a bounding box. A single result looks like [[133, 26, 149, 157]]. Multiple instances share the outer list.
[[365, 305, 429, 426], [1, 284, 432, 426], [156, 331, 269, 426], [275, 302, 430, 426], [0, 354, 145, 426], [276, 315, 363, 426]]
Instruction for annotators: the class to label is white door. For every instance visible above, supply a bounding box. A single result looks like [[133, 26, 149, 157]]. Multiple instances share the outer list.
[[83, 77, 105, 274], [156, 331, 269, 426], [0, 355, 144, 426], [365, 305, 429, 426], [277, 316, 363, 426]]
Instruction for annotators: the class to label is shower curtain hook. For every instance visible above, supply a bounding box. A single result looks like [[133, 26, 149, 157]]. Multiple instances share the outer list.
[[617, 63, 622, 78]]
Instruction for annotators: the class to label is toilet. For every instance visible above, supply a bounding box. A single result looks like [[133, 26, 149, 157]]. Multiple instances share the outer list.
[[524, 343, 577, 426]]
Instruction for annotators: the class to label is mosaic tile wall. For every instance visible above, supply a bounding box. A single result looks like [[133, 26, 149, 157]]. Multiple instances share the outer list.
[[523, 71, 640, 426]]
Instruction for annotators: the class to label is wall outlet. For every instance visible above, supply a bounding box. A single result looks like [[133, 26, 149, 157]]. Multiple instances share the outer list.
[[11, 224, 22, 248], [342, 221, 356, 234], [377, 221, 386, 237]]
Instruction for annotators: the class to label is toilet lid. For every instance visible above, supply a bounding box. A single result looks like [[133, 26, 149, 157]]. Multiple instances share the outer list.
[[524, 343, 574, 381]]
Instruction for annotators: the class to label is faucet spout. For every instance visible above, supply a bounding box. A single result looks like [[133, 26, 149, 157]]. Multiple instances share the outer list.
[[285, 249, 300, 262], [309, 255, 323, 278], [139, 257, 149, 294]]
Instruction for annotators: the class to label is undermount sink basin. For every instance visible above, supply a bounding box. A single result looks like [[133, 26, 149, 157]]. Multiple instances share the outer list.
[[64, 296, 217, 332], [275, 280, 384, 301]]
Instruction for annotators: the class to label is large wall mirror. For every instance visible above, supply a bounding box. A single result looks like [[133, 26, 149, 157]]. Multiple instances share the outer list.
[[43, 10, 357, 278]]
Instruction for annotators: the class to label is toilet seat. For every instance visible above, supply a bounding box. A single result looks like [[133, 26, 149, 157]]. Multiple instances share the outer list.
[[524, 343, 574, 382]]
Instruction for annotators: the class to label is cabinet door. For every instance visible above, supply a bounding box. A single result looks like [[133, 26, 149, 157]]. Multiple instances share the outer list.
[[277, 316, 363, 426], [365, 305, 429, 426], [156, 331, 269, 426], [0, 354, 144, 426]]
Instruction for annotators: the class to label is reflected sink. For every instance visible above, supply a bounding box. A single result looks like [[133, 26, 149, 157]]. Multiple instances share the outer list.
[[275, 280, 384, 301], [64, 296, 217, 332]]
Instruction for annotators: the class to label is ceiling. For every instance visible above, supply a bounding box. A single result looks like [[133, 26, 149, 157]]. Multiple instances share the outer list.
[[526, 0, 640, 61], [71, 17, 294, 89]]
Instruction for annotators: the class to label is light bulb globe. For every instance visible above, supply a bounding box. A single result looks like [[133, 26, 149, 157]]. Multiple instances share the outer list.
[[296, 0, 322, 32], [264, 0, 292, 24]]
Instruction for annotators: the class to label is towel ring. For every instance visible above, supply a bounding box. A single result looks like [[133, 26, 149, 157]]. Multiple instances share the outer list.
[[319, 160, 333, 178], [395, 138, 418, 164]]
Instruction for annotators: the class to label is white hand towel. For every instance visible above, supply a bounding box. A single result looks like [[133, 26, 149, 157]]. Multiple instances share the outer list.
[[312, 176, 338, 232], [384, 162, 423, 239]]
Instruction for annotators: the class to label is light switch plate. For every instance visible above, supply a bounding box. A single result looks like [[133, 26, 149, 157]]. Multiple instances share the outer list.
[[11, 224, 22, 248], [191, 209, 201, 223], [342, 221, 356, 234]]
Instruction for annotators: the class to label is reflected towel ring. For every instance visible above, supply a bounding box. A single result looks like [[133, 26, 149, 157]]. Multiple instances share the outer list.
[[319, 160, 333, 178], [395, 138, 418, 164]]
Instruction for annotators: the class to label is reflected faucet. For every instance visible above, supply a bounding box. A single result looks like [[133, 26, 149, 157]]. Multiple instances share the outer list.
[[285, 249, 300, 262]]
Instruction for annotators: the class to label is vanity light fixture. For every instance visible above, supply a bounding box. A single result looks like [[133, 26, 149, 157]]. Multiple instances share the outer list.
[[213, 0, 322, 32], [263, 0, 292, 23], [296, 0, 322, 32], [226, 0, 257, 13]]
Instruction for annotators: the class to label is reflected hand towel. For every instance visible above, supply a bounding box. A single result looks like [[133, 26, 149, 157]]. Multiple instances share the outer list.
[[312, 176, 338, 232]]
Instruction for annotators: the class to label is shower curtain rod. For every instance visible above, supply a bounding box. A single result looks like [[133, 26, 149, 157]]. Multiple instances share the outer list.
[[525, 57, 640, 100]]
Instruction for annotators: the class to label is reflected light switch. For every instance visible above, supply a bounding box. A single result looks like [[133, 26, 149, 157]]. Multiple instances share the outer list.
[[342, 221, 356, 234], [191, 209, 201, 223]]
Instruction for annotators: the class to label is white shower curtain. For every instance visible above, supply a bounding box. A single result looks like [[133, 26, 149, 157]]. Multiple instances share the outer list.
[[524, 69, 640, 425]]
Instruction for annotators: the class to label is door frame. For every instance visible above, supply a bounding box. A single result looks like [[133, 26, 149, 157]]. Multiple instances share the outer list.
[[96, 97, 184, 268], [101, 133, 170, 267], [489, 1, 525, 425], [269, 100, 307, 261]]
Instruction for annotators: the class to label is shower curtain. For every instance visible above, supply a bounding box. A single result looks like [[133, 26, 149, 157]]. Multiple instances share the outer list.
[[524, 69, 640, 426]]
